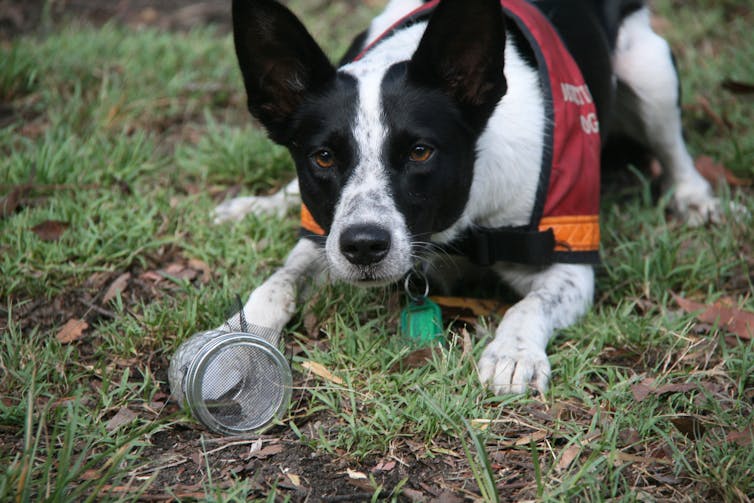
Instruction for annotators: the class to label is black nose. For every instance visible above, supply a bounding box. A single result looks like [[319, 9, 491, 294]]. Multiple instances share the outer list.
[[339, 224, 391, 265]]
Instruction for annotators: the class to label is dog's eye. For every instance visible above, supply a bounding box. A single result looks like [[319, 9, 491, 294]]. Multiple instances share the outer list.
[[409, 144, 434, 163], [312, 149, 335, 169]]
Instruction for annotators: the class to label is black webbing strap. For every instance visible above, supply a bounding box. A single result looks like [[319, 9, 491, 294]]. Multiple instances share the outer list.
[[445, 226, 556, 267]]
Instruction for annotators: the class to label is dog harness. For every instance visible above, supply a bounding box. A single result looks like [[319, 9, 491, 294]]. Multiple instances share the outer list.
[[300, 0, 601, 266]]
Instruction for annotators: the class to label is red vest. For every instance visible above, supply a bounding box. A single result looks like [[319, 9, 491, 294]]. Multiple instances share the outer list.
[[301, 0, 601, 265]]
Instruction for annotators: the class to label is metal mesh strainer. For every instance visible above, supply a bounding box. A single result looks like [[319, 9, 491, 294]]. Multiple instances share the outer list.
[[168, 313, 292, 435]]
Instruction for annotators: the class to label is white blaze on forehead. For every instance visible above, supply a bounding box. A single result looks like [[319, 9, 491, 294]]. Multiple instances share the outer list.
[[349, 70, 387, 193], [336, 23, 426, 208]]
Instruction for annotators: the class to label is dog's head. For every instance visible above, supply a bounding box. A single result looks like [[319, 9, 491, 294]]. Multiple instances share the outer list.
[[232, 0, 506, 285]]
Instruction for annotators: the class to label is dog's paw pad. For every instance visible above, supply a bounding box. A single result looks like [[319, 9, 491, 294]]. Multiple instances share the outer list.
[[478, 344, 550, 395], [212, 195, 286, 224]]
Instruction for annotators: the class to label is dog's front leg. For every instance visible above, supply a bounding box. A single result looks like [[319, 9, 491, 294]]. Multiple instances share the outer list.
[[478, 263, 594, 394], [223, 238, 324, 332]]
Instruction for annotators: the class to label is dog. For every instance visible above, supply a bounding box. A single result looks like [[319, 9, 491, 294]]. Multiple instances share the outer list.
[[213, 0, 722, 394]]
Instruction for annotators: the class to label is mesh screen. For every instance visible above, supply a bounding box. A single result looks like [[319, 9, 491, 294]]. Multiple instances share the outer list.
[[200, 342, 287, 430]]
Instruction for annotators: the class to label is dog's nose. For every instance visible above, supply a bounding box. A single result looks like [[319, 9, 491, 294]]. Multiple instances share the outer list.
[[339, 224, 391, 265]]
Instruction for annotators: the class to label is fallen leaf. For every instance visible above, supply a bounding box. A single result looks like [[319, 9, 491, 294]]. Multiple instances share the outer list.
[[187, 258, 212, 284], [286, 473, 301, 487], [346, 468, 367, 480], [613, 452, 672, 465], [694, 155, 751, 188], [726, 426, 753, 447], [103, 272, 131, 303], [31, 220, 69, 241], [401, 488, 426, 503], [722, 79, 754, 95], [499, 430, 549, 447], [247, 438, 263, 455], [371, 460, 396, 473], [653, 382, 699, 395], [56, 319, 89, 344], [0, 187, 25, 218], [435, 491, 464, 503], [670, 415, 706, 440], [139, 271, 163, 283], [302, 311, 320, 339], [673, 293, 754, 341], [301, 360, 344, 385], [388, 347, 441, 373], [460, 327, 473, 360], [106, 407, 138, 431], [557, 444, 581, 471], [247, 443, 283, 460], [161, 262, 197, 281], [630, 377, 656, 402], [431, 296, 509, 320]]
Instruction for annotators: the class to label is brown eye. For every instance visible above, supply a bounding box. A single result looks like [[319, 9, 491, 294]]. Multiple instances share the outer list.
[[312, 149, 335, 169], [409, 144, 434, 162]]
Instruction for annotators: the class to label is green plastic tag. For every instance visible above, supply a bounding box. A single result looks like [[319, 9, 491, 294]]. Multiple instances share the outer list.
[[400, 297, 443, 345]]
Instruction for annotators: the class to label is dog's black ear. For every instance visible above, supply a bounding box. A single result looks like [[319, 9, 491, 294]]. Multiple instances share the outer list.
[[232, 0, 336, 144], [408, 0, 507, 131]]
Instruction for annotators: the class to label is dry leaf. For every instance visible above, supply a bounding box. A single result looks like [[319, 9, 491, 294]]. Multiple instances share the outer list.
[[106, 407, 138, 431], [371, 460, 396, 473], [388, 347, 440, 373], [401, 488, 427, 503], [247, 443, 283, 460], [654, 382, 699, 395], [726, 426, 753, 447], [630, 377, 656, 402], [1, 187, 24, 218], [431, 295, 509, 323], [673, 293, 754, 341], [694, 155, 750, 188], [613, 452, 672, 465], [286, 473, 301, 487], [670, 416, 706, 440], [161, 262, 197, 281], [301, 360, 344, 385], [187, 258, 212, 284], [139, 271, 163, 283], [557, 444, 581, 471], [499, 430, 549, 447], [346, 468, 367, 480], [103, 272, 131, 303], [56, 318, 88, 344], [32, 220, 69, 241], [722, 79, 754, 95]]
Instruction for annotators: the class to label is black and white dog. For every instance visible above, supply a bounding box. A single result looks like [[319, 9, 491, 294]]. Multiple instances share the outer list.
[[214, 0, 721, 394]]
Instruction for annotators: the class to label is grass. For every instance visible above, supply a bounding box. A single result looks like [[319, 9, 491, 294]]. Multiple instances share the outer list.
[[1, 0, 753, 501]]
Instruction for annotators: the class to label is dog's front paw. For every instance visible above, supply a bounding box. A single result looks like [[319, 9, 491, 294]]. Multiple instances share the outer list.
[[213, 194, 287, 224], [671, 180, 722, 227], [478, 341, 551, 395]]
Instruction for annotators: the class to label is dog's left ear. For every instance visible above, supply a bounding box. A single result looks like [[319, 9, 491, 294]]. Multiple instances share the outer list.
[[408, 0, 507, 131]]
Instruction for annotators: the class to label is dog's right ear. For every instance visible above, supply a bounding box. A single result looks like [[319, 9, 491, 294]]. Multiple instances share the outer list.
[[232, 0, 335, 144]]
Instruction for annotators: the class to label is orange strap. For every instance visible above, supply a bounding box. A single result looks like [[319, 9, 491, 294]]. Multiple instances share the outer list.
[[301, 204, 326, 236], [538, 215, 599, 252]]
